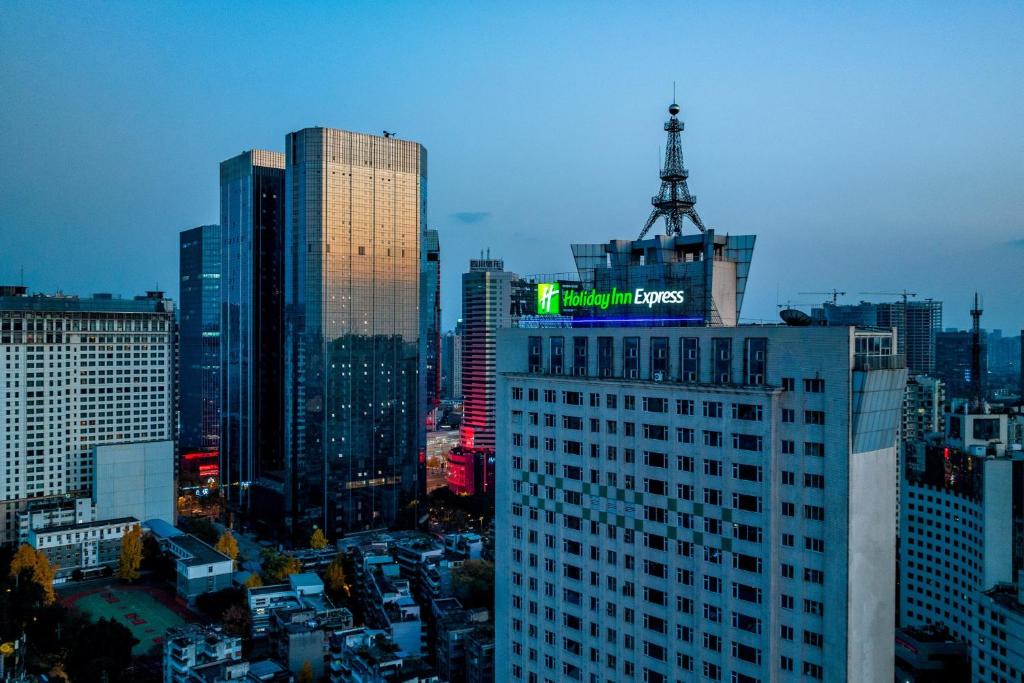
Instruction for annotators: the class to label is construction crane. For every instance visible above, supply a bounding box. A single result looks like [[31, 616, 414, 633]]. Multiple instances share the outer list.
[[799, 290, 846, 305], [860, 290, 917, 305]]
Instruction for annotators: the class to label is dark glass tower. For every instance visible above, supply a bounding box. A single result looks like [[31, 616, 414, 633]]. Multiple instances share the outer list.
[[220, 150, 286, 530], [423, 229, 441, 416], [178, 224, 221, 453], [285, 128, 426, 537]]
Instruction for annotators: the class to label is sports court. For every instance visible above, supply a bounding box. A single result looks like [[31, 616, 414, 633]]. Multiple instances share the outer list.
[[64, 585, 188, 653]]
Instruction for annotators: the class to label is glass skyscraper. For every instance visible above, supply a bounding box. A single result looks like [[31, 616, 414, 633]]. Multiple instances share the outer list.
[[178, 224, 221, 453], [284, 127, 426, 537], [423, 229, 441, 415], [220, 150, 286, 528]]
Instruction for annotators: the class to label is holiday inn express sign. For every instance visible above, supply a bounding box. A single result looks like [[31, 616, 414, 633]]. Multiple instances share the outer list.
[[536, 282, 686, 315]]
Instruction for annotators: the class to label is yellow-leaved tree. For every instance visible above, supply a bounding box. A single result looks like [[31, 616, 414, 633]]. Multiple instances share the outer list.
[[309, 528, 327, 550], [117, 524, 143, 581], [215, 530, 240, 564], [323, 553, 348, 602], [244, 573, 263, 589], [9, 543, 57, 605], [297, 661, 314, 683]]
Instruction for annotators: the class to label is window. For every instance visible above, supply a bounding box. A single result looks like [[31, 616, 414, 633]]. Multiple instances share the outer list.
[[804, 441, 825, 457], [782, 377, 795, 391], [550, 336, 564, 375], [642, 396, 667, 413], [598, 337, 614, 377], [804, 537, 825, 553], [804, 474, 825, 489], [527, 336, 543, 373], [805, 410, 826, 425], [650, 337, 669, 378], [572, 336, 588, 376], [703, 401, 722, 418], [803, 378, 825, 393], [781, 440, 795, 455], [711, 338, 732, 384], [677, 427, 694, 444], [743, 337, 767, 385], [731, 403, 763, 421], [703, 430, 722, 447], [623, 337, 640, 379], [732, 463, 762, 482], [624, 395, 636, 410], [732, 433, 763, 452], [703, 488, 722, 506], [676, 398, 694, 415], [782, 471, 795, 485], [781, 408, 795, 423], [804, 505, 825, 521], [680, 337, 699, 382]]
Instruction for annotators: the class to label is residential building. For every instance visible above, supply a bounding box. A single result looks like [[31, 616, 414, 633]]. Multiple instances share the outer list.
[[327, 627, 439, 683], [461, 256, 520, 450], [495, 324, 907, 682], [975, 572, 1024, 683], [248, 573, 350, 638], [364, 558, 425, 657], [0, 286, 174, 543], [899, 410, 1024, 674], [219, 150, 287, 532], [284, 127, 426, 536], [434, 603, 491, 683], [28, 516, 138, 579], [164, 624, 243, 683], [812, 300, 942, 375], [178, 224, 222, 453]]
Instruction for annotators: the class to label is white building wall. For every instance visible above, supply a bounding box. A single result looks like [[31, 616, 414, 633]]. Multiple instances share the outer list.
[[93, 439, 175, 525]]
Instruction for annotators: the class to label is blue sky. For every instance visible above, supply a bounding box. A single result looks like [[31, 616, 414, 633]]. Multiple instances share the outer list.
[[1, 1, 1021, 331]]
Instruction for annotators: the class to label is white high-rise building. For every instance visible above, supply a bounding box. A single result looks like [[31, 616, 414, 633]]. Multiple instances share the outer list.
[[495, 324, 906, 683], [898, 410, 1024, 678], [0, 286, 174, 543]]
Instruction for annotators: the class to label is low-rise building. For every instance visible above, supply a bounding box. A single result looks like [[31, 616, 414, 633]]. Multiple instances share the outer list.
[[164, 625, 242, 683], [894, 626, 970, 682], [165, 534, 234, 604], [434, 602, 491, 683], [28, 516, 137, 580], [327, 628, 439, 683], [248, 573, 351, 639]]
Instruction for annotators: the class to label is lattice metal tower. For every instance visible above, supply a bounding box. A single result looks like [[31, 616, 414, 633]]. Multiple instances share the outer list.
[[638, 102, 706, 239]]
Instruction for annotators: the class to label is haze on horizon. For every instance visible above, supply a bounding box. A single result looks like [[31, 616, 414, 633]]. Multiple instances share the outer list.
[[1, 1, 1021, 331]]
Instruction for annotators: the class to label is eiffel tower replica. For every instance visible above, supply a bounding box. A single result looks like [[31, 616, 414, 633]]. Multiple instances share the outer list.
[[638, 101, 705, 239]]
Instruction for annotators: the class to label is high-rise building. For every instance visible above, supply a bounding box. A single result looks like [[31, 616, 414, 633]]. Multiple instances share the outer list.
[[178, 224, 221, 453], [898, 411, 1023, 670], [423, 229, 441, 416], [220, 150, 286, 529], [284, 127, 426, 536], [442, 321, 464, 401], [812, 300, 942, 375], [461, 257, 520, 450], [900, 375, 945, 477], [495, 324, 907, 683], [0, 286, 174, 543], [975, 572, 1024, 683], [935, 329, 988, 400]]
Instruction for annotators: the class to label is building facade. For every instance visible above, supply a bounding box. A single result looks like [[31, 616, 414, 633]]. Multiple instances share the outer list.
[[178, 224, 221, 454], [495, 324, 906, 683], [284, 128, 427, 536], [220, 150, 287, 528], [461, 258, 519, 450], [0, 286, 173, 543], [975, 574, 1024, 683], [424, 229, 442, 417], [442, 324, 463, 401]]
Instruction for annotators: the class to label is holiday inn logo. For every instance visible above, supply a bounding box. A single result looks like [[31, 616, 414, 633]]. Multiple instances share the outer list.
[[535, 282, 686, 315], [537, 282, 560, 314]]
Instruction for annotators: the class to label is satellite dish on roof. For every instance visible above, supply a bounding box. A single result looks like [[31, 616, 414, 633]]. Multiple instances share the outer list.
[[780, 308, 812, 326]]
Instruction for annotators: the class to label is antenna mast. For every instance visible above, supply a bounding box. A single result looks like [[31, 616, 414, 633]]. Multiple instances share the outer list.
[[638, 97, 706, 239]]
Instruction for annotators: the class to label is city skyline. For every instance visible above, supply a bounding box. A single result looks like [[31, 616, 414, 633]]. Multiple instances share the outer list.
[[2, 2, 1023, 332]]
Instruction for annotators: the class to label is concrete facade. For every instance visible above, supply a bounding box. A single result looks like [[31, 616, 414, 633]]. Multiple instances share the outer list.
[[93, 439, 175, 525]]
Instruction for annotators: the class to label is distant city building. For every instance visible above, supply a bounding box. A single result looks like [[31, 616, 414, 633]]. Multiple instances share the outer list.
[[936, 329, 988, 400], [812, 299, 942, 375], [495, 324, 907, 683], [898, 410, 1024, 673], [178, 224, 221, 454], [219, 150, 287, 534], [0, 286, 173, 543], [441, 323, 463, 401], [461, 257, 520, 450], [901, 375, 946, 480], [446, 446, 494, 497], [423, 229, 442, 416], [327, 626, 439, 683], [284, 127, 426, 536]]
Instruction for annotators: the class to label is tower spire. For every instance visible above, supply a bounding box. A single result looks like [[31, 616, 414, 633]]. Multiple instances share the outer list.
[[638, 100, 706, 239]]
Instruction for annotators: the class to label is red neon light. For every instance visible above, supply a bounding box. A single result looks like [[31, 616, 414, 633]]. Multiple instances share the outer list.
[[198, 464, 219, 477], [182, 451, 219, 461]]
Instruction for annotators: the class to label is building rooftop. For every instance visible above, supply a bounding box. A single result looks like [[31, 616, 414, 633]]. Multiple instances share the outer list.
[[983, 583, 1024, 617], [170, 534, 232, 567], [0, 289, 173, 314], [35, 516, 137, 535], [143, 517, 183, 539]]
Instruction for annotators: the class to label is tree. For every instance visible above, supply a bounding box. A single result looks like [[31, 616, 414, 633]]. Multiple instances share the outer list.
[[309, 528, 328, 550], [451, 560, 495, 610], [243, 573, 263, 589], [117, 524, 143, 581], [261, 549, 302, 583], [215, 530, 239, 563], [195, 587, 245, 622], [221, 603, 251, 637], [9, 543, 57, 605], [297, 661, 315, 683], [65, 617, 138, 683], [323, 553, 348, 602]]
